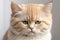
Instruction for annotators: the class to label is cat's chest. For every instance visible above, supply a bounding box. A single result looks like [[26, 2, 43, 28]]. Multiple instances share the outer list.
[[13, 36, 41, 40], [8, 36, 51, 40], [8, 35, 41, 40], [8, 32, 51, 40]]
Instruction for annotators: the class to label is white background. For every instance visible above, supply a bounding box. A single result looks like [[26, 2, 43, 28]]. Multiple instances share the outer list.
[[0, 0, 60, 40]]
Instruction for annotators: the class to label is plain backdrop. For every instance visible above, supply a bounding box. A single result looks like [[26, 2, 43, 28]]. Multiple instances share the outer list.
[[0, 0, 60, 40]]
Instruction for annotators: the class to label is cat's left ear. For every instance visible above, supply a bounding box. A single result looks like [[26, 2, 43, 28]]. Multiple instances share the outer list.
[[43, 2, 53, 13]]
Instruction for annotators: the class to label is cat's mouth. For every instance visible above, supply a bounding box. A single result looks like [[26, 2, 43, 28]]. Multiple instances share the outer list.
[[22, 31, 36, 37], [20, 29, 40, 37], [23, 33, 34, 37]]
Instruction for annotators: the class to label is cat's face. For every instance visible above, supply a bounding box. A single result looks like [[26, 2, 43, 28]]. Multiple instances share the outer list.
[[11, 2, 52, 36]]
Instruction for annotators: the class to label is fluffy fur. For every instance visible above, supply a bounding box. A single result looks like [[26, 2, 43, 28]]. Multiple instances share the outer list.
[[8, 2, 52, 40]]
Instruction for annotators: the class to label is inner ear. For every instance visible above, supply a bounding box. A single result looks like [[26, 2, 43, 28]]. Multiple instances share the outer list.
[[11, 2, 22, 13]]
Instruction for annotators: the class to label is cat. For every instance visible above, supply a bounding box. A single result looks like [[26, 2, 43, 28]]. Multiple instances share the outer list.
[[3, 1, 53, 40]]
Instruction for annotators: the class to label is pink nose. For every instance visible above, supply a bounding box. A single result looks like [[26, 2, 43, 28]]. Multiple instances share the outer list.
[[29, 27, 33, 30], [28, 26, 34, 32], [29, 27, 34, 33]]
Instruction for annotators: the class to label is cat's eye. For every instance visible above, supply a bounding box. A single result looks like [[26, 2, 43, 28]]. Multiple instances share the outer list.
[[14, 14, 20, 17], [22, 21, 28, 24], [35, 21, 41, 24]]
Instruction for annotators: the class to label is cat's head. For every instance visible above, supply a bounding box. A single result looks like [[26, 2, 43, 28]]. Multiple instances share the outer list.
[[10, 2, 52, 36]]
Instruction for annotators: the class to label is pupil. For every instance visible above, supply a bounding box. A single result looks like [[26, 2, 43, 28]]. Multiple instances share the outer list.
[[35, 21, 41, 24], [23, 21, 28, 24]]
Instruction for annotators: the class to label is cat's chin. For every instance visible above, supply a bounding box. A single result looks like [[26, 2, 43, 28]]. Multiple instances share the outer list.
[[22, 33, 38, 37], [23, 33, 34, 37], [22, 32, 38, 37]]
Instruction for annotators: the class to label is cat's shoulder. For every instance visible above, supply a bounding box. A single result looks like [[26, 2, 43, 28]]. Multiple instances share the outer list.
[[3, 31, 8, 40]]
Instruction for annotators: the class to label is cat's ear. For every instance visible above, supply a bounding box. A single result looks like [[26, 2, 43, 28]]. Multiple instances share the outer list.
[[43, 2, 53, 13], [11, 2, 22, 13]]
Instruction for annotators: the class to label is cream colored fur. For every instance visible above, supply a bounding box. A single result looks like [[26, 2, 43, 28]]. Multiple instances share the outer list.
[[7, 2, 53, 40]]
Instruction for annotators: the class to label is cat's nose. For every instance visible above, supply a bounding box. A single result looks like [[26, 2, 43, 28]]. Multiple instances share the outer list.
[[29, 27, 33, 30], [28, 26, 34, 32], [28, 27, 35, 33], [28, 23, 34, 31]]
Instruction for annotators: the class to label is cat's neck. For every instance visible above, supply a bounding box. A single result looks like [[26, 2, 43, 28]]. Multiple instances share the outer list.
[[8, 30, 51, 40]]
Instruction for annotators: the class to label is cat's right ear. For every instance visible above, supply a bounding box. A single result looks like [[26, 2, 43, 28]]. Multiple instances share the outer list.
[[11, 2, 22, 13]]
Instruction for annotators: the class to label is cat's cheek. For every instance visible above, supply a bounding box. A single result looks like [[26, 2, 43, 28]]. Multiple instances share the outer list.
[[18, 22, 28, 29], [32, 28, 41, 33], [20, 29, 31, 35]]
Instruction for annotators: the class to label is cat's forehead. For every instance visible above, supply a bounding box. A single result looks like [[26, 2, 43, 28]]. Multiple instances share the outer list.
[[23, 4, 44, 21], [25, 4, 42, 21], [16, 4, 45, 20], [14, 4, 50, 21]]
